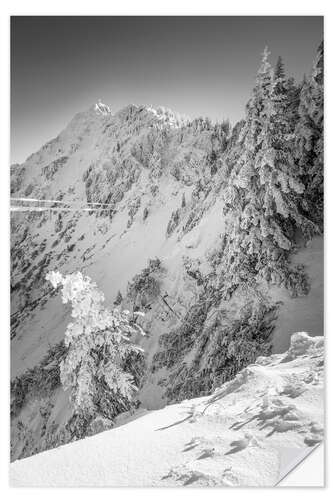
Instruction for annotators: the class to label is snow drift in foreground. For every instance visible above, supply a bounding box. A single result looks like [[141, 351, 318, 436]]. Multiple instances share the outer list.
[[10, 332, 324, 487]]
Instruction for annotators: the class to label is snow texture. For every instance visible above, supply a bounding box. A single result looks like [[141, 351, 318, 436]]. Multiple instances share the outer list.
[[10, 332, 324, 487]]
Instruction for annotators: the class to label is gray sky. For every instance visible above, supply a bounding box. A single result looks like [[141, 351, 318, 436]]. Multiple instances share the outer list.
[[11, 16, 323, 164]]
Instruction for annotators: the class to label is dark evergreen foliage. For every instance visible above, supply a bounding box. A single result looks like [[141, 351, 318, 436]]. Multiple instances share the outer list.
[[218, 45, 323, 299]]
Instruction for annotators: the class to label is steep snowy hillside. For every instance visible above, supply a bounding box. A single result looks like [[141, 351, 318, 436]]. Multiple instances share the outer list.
[[10, 332, 324, 487], [10, 102, 232, 457], [10, 103, 225, 375], [10, 96, 323, 461]]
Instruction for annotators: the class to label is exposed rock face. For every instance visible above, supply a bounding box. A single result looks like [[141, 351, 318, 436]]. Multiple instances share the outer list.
[[10, 102, 322, 461]]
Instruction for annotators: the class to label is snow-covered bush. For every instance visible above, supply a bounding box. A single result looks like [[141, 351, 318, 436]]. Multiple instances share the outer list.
[[166, 209, 181, 236], [127, 258, 163, 309], [46, 271, 145, 416], [113, 290, 123, 306], [10, 340, 66, 419], [154, 299, 277, 402]]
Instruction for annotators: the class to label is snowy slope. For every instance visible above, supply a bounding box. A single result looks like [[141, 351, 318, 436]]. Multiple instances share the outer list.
[[10, 103, 220, 363], [271, 237, 324, 353], [10, 332, 324, 487], [10, 101, 324, 462], [10, 102, 232, 460]]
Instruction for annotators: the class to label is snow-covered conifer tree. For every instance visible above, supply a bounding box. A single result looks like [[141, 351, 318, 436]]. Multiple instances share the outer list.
[[220, 48, 274, 293], [256, 55, 315, 240], [114, 290, 123, 305], [220, 48, 314, 297], [295, 42, 324, 226], [46, 271, 145, 418]]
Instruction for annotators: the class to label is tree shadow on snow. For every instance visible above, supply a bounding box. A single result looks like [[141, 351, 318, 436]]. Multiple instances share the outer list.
[[155, 413, 193, 431]]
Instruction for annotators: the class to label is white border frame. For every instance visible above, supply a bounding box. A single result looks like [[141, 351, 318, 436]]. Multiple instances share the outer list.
[[1, 1, 331, 497]]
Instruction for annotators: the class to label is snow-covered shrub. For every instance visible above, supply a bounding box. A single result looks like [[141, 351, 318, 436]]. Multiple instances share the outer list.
[[87, 415, 114, 436], [155, 300, 277, 402], [114, 290, 123, 306], [166, 209, 180, 236], [10, 340, 66, 418], [143, 206, 149, 221], [46, 271, 145, 417], [127, 258, 163, 309], [153, 302, 208, 371], [183, 207, 205, 234], [127, 196, 141, 227], [42, 155, 68, 181]]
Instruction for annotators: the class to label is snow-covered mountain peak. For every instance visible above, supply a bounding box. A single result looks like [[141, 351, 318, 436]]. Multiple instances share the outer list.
[[94, 99, 112, 116], [145, 105, 190, 128], [112, 103, 190, 129]]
